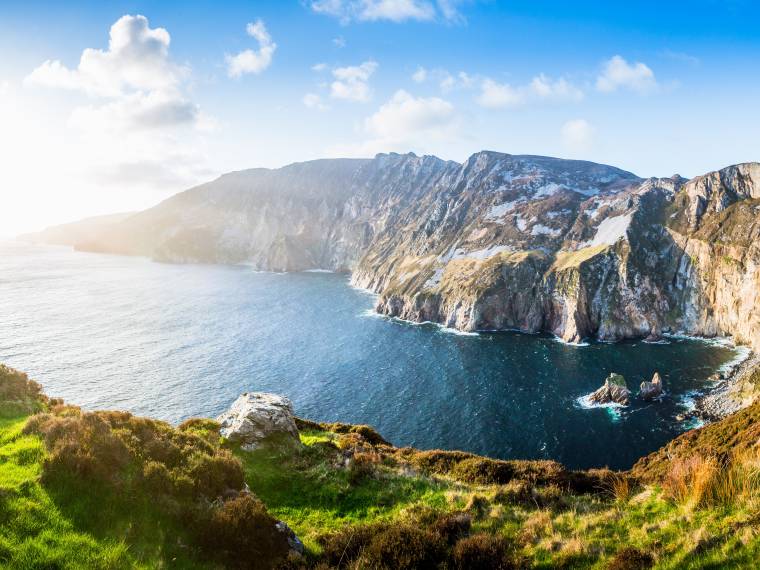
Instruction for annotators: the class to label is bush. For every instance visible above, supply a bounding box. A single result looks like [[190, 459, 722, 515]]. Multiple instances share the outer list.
[[451, 533, 517, 570], [347, 451, 381, 485], [186, 449, 245, 498], [494, 480, 534, 506], [452, 458, 515, 485], [357, 524, 446, 570], [178, 417, 221, 443], [317, 523, 386, 566], [606, 546, 654, 570], [0, 364, 46, 416], [432, 512, 471, 545], [197, 493, 290, 569]]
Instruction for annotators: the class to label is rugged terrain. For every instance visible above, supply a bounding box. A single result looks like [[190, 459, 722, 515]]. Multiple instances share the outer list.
[[29, 152, 760, 349], [3, 363, 760, 569]]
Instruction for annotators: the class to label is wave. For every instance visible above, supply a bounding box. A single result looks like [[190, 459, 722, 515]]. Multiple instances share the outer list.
[[360, 311, 480, 337], [553, 336, 590, 348], [718, 345, 752, 375], [575, 394, 626, 410], [303, 269, 334, 273]]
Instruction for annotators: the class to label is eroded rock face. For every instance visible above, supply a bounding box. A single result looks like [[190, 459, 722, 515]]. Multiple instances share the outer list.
[[587, 373, 631, 406], [217, 393, 300, 450], [639, 372, 664, 401], [64, 151, 760, 351]]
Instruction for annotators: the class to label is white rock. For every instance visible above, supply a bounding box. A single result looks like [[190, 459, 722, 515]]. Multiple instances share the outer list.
[[217, 392, 300, 450]]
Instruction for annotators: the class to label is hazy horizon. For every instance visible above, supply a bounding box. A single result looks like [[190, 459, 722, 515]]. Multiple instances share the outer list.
[[2, 0, 759, 234]]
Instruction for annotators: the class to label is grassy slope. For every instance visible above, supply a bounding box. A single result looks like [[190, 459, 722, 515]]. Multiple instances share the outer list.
[[0, 413, 206, 569], [2, 370, 760, 568]]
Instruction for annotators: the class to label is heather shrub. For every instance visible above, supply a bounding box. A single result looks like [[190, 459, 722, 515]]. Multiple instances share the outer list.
[[356, 524, 446, 570], [493, 480, 534, 506], [452, 457, 515, 484], [451, 533, 517, 570], [196, 493, 289, 569], [178, 417, 222, 443], [606, 546, 654, 570], [347, 451, 381, 485], [189, 449, 245, 496], [432, 512, 471, 545], [317, 523, 387, 566], [0, 364, 47, 416]]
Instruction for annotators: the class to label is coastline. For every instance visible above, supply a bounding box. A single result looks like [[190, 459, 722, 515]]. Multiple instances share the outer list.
[[690, 350, 759, 423]]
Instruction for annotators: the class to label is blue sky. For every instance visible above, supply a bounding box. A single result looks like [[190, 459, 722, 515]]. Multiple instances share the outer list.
[[1, 0, 759, 233]]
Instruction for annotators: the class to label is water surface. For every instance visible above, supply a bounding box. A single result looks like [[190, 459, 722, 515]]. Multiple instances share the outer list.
[[0, 241, 739, 469]]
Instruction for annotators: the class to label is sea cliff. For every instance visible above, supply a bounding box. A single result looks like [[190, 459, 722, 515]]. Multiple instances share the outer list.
[[29, 152, 760, 352]]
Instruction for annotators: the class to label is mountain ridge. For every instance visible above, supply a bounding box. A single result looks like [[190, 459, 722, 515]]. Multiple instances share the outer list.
[[23, 151, 760, 351]]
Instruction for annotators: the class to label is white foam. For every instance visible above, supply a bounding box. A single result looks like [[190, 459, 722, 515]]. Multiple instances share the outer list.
[[367, 312, 480, 338], [575, 394, 626, 410], [718, 345, 752, 374], [359, 308, 385, 319], [552, 335, 590, 348], [303, 268, 334, 273]]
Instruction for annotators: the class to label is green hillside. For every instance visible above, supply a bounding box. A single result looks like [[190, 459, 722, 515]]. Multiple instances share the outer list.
[[2, 364, 760, 569]]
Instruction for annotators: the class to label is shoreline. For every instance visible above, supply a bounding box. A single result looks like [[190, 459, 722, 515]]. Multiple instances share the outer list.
[[688, 350, 759, 423]]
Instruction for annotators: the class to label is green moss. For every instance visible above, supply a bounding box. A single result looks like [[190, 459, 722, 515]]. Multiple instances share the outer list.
[[551, 245, 609, 272]]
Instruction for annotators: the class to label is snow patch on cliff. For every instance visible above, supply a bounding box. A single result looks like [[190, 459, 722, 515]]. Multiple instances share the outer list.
[[591, 213, 632, 246], [485, 199, 522, 221], [531, 224, 561, 237]]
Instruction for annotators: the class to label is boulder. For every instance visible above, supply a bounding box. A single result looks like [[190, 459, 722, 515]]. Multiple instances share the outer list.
[[639, 372, 664, 401], [586, 373, 631, 406], [276, 520, 304, 556], [217, 392, 300, 450]]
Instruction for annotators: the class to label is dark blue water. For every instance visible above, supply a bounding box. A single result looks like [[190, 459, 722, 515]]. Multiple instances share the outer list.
[[0, 242, 740, 469]]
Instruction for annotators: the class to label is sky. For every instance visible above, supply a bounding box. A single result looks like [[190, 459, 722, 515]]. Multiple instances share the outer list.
[[1, 0, 759, 235]]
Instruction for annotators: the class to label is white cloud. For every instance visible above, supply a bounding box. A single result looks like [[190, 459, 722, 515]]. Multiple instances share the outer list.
[[596, 55, 657, 94], [476, 74, 584, 109], [365, 89, 454, 139], [330, 60, 378, 102], [412, 66, 427, 83], [303, 93, 329, 111], [476, 78, 524, 108], [312, 62, 328, 72], [530, 74, 584, 102], [309, 0, 463, 23], [330, 89, 457, 156], [26, 15, 184, 97], [661, 49, 700, 67], [19, 13, 213, 222], [25, 14, 202, 133], [69, 91, 200, 132], [332, 36, 346, 48], [439, 70, 474, 91], [561, 119, 594, 152], [226, 20, 276, 78]]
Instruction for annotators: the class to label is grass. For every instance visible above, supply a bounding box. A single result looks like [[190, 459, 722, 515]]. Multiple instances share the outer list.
[[237, 430, 455, 550], [3, 363, 760, 568]]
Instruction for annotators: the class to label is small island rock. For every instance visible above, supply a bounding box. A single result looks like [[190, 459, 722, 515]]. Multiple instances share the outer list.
[[587, 373, 631, 406], [639, 372, 664, 401], [217, 392, 300, 450]]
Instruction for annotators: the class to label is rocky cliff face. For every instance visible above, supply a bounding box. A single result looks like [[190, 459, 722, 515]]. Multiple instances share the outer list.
[[63, 152, 760, 350]]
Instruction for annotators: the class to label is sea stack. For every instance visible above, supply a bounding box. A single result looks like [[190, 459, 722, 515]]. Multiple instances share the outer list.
[[639, 372, 664, 401], [587, 373, 631, 406]]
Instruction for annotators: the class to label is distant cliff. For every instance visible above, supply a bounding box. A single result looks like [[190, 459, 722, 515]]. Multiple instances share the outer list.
[[39, 152, 760, 350]]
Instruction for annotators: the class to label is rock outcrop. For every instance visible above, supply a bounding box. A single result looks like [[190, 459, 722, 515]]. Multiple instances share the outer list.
[[217, 393, 300, 450], [639, 372, 664, 401], [45, 151, 760, 351], [586, 373, 631, 406]]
